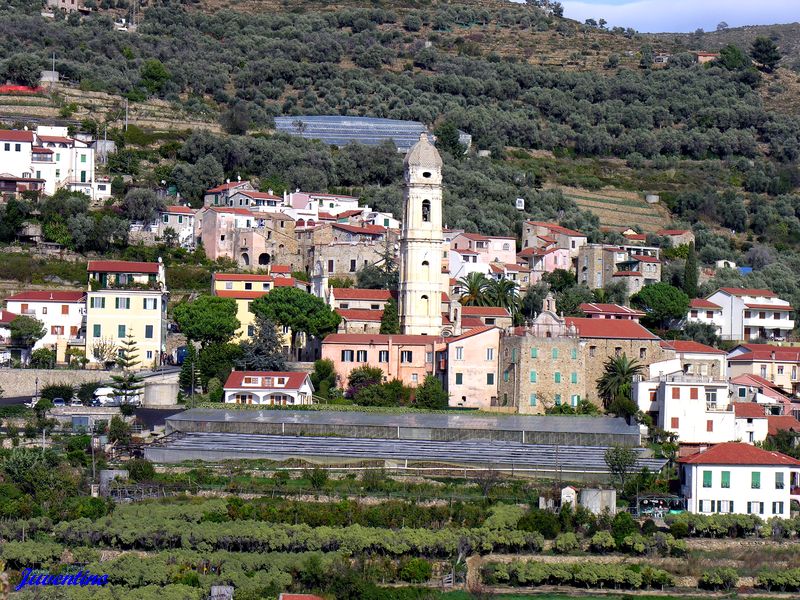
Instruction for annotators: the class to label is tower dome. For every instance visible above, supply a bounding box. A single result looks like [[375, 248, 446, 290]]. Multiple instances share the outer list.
[[404, 132, 443, 169]]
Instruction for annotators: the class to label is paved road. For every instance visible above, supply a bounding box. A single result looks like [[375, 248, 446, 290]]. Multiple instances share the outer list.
[[0, 396, 31, 406]]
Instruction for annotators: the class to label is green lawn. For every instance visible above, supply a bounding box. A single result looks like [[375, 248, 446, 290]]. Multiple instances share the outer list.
[[442, 594, 699, 600]]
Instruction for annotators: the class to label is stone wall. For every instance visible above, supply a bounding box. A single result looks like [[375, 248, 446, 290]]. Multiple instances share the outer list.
[[0, 368, 109, 397]]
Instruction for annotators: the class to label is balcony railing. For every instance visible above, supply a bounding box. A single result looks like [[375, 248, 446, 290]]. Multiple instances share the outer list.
[[706, 402, 733, 412], [18, 308, 37, 315]]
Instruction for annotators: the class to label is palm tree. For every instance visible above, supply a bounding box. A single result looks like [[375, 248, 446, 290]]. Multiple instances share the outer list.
[[596, 354, 644, 410], [486, 277, 519, 315], [458, 272, 490, 306]]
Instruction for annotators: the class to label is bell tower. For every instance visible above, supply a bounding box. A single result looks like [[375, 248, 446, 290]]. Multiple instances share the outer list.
[[398, 133, 444, 335]]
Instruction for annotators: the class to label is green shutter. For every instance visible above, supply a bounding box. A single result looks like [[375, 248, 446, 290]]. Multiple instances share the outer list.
[[529, 370, 537, 383], [92, 324, 101, 338], [455, 373, 463, 385], [571, 372, 578, 384], [554, 372, 561, 383], [721, 471, 730, 488], [555, 394, 561, 406], [703, 470, 712, 488], [529, 393, 536, 406], [118, 325, 126, 338], [751, 471, 760, 489], [571, 348, 578, 359], [552, 348, 559, 359], [531, 348, 538, 358], [503, 370, 509, 382], [115, 297, 119, 309]]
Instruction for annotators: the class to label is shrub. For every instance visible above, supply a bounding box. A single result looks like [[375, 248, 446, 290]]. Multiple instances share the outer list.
[[304, 466, 328, 490], [553, 532, 580, 554], [127, 458, 156, 482], [699, 567, 738, 591], [399, 558, 432, 583], [207, 377, 223, 402], [40, 383, 74, 401], [589, 531, 616, 553]]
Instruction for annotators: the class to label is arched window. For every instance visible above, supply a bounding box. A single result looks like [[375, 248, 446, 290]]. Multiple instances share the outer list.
[[503, 243, 510, 251], [421, 294, 429, 312], [422, 200, 431, 222], [423, 171, 432, 178], [258, 253, 271, 266], [241, 252, 250, 266]]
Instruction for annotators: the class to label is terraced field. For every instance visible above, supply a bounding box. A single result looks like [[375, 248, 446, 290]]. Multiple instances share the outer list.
[[559, 186, 671, 234]]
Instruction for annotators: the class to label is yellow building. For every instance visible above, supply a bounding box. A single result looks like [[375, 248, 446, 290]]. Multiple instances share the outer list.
[[211, 272, 297, 351], [85, 260, 168, 369]]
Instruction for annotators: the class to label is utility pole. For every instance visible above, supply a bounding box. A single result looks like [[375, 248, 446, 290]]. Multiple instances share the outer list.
[[190, 358, 195, 408], [124, 99, 129, 132]]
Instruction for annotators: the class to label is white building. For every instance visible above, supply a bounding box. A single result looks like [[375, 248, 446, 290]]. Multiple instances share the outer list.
[[157, 205, 196, 248], [0, 309, 17, 364], [4, 290, 85, 362], [679, 443, 800, 518], [701, 288, 794, 341], [223, 371, 314, 405], [686, 298, 724, 335], [0, 126, 108, 200]]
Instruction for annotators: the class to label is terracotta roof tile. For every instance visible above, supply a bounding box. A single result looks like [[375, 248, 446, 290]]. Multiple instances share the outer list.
[[565, 317, 658, 340], [745, 303, 793, 310], [0, 130, 34, 143], [612, 271, 642, 277], [461, 306, 511, 317], [733, 402, 767, 418], [5, 290, 85, 302], [323, 333, 444, 345], [207, 181, 250, 193], [0, 309, 18, 325], [526, 221, 585, 237], [767, 415, 800, 436], [332, 223, 386, 236], [690, 298, 721, 309], [579, 303, 645, 317], [224, 371, 309, 391], [660, 340, 725, 354], [718, 287, 777, 298], [87, 260, 159, 274], [335, 308, 384, 322], [679, 442, 800, 466], [332, 288, 392, 301]]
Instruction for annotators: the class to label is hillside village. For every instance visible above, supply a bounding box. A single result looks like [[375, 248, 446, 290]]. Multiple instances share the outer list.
[[3, 0, 800, 598]]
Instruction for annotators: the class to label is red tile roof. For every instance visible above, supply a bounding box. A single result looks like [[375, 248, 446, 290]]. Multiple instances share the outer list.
[[0, 309, 18, 325], [5, 290, 85, 303], [461, 317, 485, 328], [718, 287, 776, 298], [526, 221, 585, 237], [446, 325, 496, 343], [537, 235, 557, 244], [660, 340, 725, 354], [518, 247, 559, 257], [728, 346, 800, 363], [39, 135, 73, 144], [163, 205, 194, 214], [32, 147, 53, 154], [745, 303, 793, 311], [208, 207, 256, 217], [458, 232, 490, 241], [224, 371, 309, 391], [332, 288, 392, 301], [623, 233, 647, 241], [207, 181, 250, 193], [690, 298, 721, 309], [454, 249, 479, 255], [336, 308, 384, 322], [579, 303, 645, 317], [239, 191, 282, 200], [731, 374, 793, 404], [768, 415, 800, 436], [733, 402, 767, 418], [565, 317, 658, 340], [461, 306, 511, 317], [333, 209, 363, 218], [656, 229, 690, 236], [271, 265, 291, 274], [87, 260, 159, 274], [0, 130, 34, 142], [631, 254, 660, 263], [679, 442, 800, 466], [323, 333, 444, 345], [332, 223, 386, 236]]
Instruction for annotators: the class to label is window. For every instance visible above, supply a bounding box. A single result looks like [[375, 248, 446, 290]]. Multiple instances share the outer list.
[[244, 282, 253, 291], [571, 394, 580, 407], [744, 310, 751, 319], [117, 325, 126, 338], [671, 417, 679, 429], [411, 373, 418, 383], [554, 394, 562, 406], [14, 143, 20, 152], [706, 311, 714, 319], [773, 502, 785, 515], [690, 387, 699, 400], [143, 298, 158, 310], [738, 387, 747, 398], [760, 364, 767, 378], [341, 350, 354, 362], [356, 350, 367, 362], [327, 259, 334, 273], [485, 318, 495, 325], [672, 387, 680, 399], [503, 370, 509, 382], [263, 283, 271, 291], [145, 325, 154, 339], [529, 370, 537, 383], [487, 373, 495, 385], [92, 324, 101, 337], [554, 372, 561, 383], [61, 304, 69, 315], [551, 348, 559, 359], [50, 325, 64, 335], [589, 346, 596, 357], [421, 199, 431, 222], [706, 390, 717, 404], [751, 471, 761, 489], [718, 500, 733, 513], [455, 346, 464, 360], [455, 373, 463, 385], [400, 351, 412, 363], [486, 348, 494, 361], [425, 352, 433, 363], [570, 372, 578, 384], [55, 169, 60, 179], [178, 216, 184, 224], [530, 347, 538, 358], [224, 281, 233, 290], [614, 347, 622, 357], [115, 297, 130, 310], [529, 393, 537, 406], [340, 303, 349, 309], [776, 472, 785, 490], [759, 311, 766, 319], [639, 347, 647, 359], [247, 325, 255, 337], [146, 351, 153, 360], [2, 143, 7, 151], [702, 471, 712, 488], [747, 501, 764, 515], [793, 367, 797, 380], [706, 420, 713, 432], [41, 307, 48, 315], [350, 260, 356, 272], [571, 348, 578, 360], [81, 154, 86, 163], [379, 350, 389, 363]]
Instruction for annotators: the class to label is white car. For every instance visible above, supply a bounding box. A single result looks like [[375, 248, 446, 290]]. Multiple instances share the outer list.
[[93, 387, 116, 405], [70, 399, 84, 407]]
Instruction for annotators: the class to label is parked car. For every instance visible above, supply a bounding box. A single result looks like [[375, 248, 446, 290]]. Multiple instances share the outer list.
[[52, 397, 65, 407], [70, 399, 83, 407], [90, 398, 102, 407], [93, 387, 116, 405]]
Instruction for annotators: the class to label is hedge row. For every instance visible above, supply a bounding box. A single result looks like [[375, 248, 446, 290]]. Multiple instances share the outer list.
[[482, 561, 674, 590]]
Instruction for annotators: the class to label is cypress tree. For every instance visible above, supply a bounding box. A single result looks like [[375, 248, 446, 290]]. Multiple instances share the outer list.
[[111, 333, 144, 404], [380, 298, 400, 334], [683, 242, 698, 298]]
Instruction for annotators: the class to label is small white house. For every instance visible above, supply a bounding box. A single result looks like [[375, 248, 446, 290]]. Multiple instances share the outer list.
[[703, 288, 794, 341], [223, 371, 314, 406], [679, 443, 800, 518], [686, 298, 724, 336]]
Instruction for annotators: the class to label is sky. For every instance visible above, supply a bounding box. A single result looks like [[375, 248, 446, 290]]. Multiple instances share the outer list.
[[560, 0, 798, 33]]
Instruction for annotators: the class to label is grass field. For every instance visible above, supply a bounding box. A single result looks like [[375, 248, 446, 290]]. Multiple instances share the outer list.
[[442, 593, 695, 600]]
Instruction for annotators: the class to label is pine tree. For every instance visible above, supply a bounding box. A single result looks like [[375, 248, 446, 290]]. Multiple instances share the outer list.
[[683, 242, 698, 298], [111, 333, 144, 405], [380, 298, 400, 334], [236, 315, 287, 371]]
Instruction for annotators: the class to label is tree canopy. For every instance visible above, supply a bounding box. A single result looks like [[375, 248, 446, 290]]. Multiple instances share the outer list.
[[173, 295, 240, 346], [236, 314, 287, 372], [10, 316, 45, 349], [250, 287, 341, 348], [630, 283, 689, 329]]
